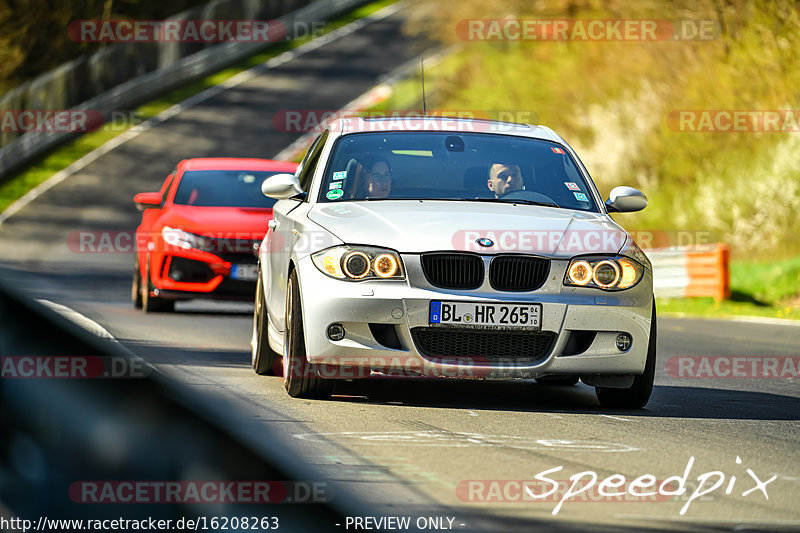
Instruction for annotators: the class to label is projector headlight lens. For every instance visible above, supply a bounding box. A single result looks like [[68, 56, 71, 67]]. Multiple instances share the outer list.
[[312, 246, 404, 281], [564, 256, 644, 291]]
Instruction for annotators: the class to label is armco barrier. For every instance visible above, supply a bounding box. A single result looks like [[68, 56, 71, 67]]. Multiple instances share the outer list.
[[0, 0, 370, 180], [648, 243, 730, 301], [0, 267, 352, 527]]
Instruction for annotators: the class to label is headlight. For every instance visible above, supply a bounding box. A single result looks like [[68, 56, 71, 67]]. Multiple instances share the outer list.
[[162, 226, 193, 250], [312, 246, 404, 281], [162, 226, 214, 251], [564, 256, 644, 290]]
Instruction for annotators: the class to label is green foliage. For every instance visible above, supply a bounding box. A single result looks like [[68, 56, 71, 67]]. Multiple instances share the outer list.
[[410, 0, 800, 259], [0, 0, 398, 213], [0, 0, 213, 94]]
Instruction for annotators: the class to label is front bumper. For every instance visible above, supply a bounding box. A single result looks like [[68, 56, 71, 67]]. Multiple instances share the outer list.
[[295, 254, 653, 381], [150, 247, 258, 301]]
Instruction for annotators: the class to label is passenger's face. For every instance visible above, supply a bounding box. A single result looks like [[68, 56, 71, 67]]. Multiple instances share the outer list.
[[488, 164, 523, 197], [367, 161, 391, 198]]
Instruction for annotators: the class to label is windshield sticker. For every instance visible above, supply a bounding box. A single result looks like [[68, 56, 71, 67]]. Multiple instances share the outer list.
[[333, 171, 347, 180], [329, 182, 343, 190], [573, 192, 589, 202], [326, 189, 344, 200], [564, 182, 580, 191], [551, 147, 566, 154]]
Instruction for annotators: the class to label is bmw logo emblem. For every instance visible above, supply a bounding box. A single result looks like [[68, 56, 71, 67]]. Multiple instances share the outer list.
[[476, 238, 494, 248]]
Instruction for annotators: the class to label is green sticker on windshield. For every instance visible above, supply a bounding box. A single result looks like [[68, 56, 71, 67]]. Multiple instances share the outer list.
[[326, 188, 344, 200]]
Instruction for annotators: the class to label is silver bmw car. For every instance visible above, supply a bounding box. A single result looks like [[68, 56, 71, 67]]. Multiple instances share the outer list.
[[251, 116, 655, 408]]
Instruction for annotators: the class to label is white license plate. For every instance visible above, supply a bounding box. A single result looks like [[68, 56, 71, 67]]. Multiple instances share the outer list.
[[231, 264, 258, 281], [430, 301, 542, 329]]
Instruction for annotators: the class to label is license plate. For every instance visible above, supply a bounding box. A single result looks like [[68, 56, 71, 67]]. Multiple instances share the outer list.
[[430, 301, 542, 329], [231, 264, 258, 281]]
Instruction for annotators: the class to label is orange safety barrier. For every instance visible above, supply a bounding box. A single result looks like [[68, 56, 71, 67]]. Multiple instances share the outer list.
[[684, 244, 730, 301]]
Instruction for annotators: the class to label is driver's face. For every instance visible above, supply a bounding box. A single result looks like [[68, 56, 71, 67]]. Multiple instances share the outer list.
[[488, 164, 523, 197]]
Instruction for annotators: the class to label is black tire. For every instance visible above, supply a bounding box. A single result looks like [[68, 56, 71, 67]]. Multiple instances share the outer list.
[[252, 272, 280, 375], [132, 255, 143, 309], [142, 258, 175, 313], [596, 301, 657, 409], [282, 269, 331, 399], [536, 376, 579, 386]]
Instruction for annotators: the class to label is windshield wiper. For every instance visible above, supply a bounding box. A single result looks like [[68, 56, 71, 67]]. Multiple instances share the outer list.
[[469, 197, 560, 208]]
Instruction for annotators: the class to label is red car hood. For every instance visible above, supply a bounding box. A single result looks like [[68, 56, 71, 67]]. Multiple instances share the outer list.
[[162, 205, 273, 238]]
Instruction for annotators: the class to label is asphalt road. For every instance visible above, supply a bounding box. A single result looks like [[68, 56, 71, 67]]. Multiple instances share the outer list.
[[1, 4, 799, 532]]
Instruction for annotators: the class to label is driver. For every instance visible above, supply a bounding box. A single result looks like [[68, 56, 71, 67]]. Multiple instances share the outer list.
[[487, 163, 524, 198]]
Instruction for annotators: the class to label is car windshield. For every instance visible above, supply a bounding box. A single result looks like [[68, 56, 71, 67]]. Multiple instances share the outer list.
[[173, 170, 281, 208], [317, 131, 598, 211]]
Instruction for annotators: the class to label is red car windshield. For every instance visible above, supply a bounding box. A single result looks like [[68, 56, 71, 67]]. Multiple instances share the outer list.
[[173, 170, 281, 208]]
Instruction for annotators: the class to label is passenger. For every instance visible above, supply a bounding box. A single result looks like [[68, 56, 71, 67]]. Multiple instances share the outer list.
[[363, 157, 392, 199]]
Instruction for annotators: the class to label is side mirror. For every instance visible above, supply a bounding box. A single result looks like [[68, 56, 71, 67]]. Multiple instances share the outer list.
[[262, 173, 303, 200], [605, 186, 647, 213], [134, 192, 162, 211]]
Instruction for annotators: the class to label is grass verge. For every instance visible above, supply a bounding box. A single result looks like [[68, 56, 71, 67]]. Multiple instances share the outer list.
[[0, 0, 398, 214], [658, 256, 800, 321]]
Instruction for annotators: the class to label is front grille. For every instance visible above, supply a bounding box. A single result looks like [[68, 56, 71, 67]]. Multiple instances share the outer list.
[[218, 252, 258, 265], [167, 257, 214, 283], [197, 236, 260, 256], [489, 255, 550, 291], [421, 253, 484, 289], [411, 327, 555, 361]]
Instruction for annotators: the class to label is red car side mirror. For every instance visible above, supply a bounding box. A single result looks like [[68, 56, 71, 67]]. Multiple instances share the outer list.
[[134, 192, 162, 211]]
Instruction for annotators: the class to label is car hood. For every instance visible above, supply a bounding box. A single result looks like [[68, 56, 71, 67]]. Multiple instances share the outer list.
[[307, 201, 629, 258], [162, 205, 273, 237]]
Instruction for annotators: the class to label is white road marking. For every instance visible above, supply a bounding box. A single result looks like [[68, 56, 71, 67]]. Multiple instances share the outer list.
[[0, 2, 406, 226], [601, 414, 631, 422], [35, 298, 154, 374], [615, 514, 800, 527], [293, 431, 638, 452]]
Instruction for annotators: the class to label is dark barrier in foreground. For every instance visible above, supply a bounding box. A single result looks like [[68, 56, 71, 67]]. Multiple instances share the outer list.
[[0, 275, 349, 530]]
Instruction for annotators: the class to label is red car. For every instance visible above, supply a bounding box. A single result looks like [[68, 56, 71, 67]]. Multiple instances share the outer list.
[[132, 158, 298, 312]]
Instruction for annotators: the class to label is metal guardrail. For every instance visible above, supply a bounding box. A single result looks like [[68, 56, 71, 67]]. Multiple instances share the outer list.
[[0, 268, 351, 528], [649, 244, 731, 301], [0, 0, 371, 181]]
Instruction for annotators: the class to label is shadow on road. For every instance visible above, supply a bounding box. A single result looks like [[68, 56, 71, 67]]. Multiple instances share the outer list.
[[326, 379, 800, 421]]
